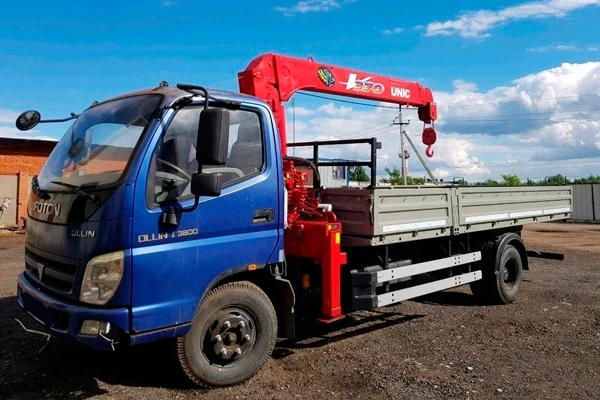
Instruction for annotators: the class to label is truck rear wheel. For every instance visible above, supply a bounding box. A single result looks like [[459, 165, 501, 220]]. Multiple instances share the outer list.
[[471, 244, 523, 304], [177, 281, 277, 387]]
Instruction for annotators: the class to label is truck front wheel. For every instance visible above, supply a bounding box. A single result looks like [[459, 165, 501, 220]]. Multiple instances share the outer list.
[[177, 281, 277, 387]]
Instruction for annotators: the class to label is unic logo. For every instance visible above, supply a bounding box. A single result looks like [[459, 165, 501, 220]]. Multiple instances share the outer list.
[[34, 201, 61, 216], [391, 87, 411, 99], [342, 73, 384, 94], [317, 66, 335, 87]]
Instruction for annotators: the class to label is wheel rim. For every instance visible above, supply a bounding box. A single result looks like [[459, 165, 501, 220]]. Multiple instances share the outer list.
[[502, 258, 519, 290], [202, 308, 256, 367]]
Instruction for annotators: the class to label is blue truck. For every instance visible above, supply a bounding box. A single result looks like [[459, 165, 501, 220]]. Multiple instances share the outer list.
[[15, 54, 571, 387]]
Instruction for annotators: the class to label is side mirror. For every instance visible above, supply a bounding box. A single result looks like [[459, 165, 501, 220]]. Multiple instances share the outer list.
[[191, 172, 222, 197], [196, 108, 230, 166], [16, 110, 41, 131]]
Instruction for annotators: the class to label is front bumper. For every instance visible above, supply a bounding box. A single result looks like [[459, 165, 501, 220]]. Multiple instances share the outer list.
[[17, 273, 130, 351]]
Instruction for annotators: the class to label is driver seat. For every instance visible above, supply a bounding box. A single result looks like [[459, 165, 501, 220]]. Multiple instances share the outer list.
[[228, 122, 262, 175]]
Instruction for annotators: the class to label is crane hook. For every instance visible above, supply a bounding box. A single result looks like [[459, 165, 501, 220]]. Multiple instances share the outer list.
[[425, 145, 434, 158], [422, 125, 437, 158]]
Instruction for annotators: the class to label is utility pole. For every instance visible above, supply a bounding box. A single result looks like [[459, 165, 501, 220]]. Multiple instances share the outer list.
[[393, 106, 410, 185]]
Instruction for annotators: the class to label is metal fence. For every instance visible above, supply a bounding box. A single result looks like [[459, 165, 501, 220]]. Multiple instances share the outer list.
[[571, 184, 600, 222]]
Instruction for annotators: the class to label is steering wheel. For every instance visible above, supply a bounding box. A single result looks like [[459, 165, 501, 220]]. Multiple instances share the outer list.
[[156, 158, 192, 180]]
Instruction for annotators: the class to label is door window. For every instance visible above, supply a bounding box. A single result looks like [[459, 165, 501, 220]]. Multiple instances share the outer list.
[[149, 107, 264, 204]]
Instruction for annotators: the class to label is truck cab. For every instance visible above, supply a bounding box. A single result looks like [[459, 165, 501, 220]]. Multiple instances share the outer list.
[[18, 85, 285, 352]]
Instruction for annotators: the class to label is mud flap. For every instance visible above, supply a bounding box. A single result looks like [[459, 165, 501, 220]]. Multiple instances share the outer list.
[[273, 276, 295, 338]]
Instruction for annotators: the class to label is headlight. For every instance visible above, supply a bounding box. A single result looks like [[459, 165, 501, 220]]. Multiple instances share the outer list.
[[80, 251, 124, 305]]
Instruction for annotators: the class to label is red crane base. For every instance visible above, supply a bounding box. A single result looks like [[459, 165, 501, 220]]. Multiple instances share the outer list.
[[284, 219, 347, 321]]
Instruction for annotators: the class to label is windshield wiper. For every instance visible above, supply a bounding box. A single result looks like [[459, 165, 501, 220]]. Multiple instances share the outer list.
[[51, 180, 98, 202]]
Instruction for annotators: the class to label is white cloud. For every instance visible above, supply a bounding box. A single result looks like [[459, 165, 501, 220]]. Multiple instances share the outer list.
[[382, 27, 404, 35], [0, 108, 18, 124], [527, 44, 577, 52], [425, 0, 600, 38], [432, 168, 451, 179], [287, 106, 315, 117], [0, 126, 56, 141], [288, 61, 600, 181], [317, 103, 354, 117], [527, 43, 600, 52], [276, 0, 344, 16]]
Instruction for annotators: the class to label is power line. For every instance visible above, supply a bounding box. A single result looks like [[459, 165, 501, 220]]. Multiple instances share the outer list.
[[441, 92, 600, 109], [338, 125, 397, 140], [334, 120, 392, 138], [296, 90, 600, 117], [442, 107, 600, 120], [297, 92, 400, 109], [439, 116, 600, 123], [294, 90, 600, 135]]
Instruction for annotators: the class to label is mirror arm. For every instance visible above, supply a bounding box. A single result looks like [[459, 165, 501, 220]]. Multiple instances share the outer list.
[[40, 113, 78, 124], [181, 195, 200, 213], [160, 195, 200, 227]]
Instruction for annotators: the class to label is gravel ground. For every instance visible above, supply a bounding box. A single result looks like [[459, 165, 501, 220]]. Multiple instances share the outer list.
[[1, 222, 599, 400]]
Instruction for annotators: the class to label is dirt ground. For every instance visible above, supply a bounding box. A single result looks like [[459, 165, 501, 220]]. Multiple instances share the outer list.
[[1, 222, 599, 400]]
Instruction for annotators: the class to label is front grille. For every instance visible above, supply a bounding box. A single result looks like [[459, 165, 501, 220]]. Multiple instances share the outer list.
[[25, 251, 77, 295]]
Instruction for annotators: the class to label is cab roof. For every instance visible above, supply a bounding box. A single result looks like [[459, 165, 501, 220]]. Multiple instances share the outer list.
[[90, 84, 267, 111]]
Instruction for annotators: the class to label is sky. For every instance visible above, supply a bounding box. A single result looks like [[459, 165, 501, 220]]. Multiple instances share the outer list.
[[1, 0, 599, 182]]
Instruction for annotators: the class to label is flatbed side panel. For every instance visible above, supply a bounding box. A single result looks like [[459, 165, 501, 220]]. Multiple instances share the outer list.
[[320, 188, 373, 236], [374, 187, 452, 236], [322, 187, 453, 246], [456, 186, 572, 234]]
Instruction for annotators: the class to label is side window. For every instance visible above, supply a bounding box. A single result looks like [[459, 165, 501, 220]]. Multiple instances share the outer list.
[[149, 107, 264, 204]]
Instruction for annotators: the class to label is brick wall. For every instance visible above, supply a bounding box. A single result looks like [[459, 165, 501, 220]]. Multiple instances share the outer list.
[[0, 139, 56, 225]]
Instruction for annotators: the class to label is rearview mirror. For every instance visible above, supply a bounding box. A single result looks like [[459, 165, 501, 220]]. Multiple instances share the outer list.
[[191, 172, 222, 197], [196, 108, 229, 166]]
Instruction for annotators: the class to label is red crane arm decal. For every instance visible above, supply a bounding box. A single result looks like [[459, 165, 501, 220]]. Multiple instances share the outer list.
[[238, 53, 437, 156]]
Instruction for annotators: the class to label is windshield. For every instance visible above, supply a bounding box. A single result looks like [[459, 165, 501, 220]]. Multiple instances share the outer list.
[[38, 95, 162, 191]]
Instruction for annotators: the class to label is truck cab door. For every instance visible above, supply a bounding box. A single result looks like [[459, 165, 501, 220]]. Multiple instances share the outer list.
[[130, 105, 282, 333]]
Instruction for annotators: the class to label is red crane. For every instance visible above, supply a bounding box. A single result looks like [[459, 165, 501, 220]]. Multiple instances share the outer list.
[[238, 53, 437, 156], [238, 54, 438, 322]]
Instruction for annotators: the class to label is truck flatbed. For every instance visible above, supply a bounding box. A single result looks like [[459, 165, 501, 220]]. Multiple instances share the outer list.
[[321, 186, 572, 247]]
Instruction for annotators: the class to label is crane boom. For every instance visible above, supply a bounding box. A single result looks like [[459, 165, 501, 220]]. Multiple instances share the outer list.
[[238, 53, 437, 156]]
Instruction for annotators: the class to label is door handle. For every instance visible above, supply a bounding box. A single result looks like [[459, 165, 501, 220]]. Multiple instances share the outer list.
[[252, 208, 274, 224]]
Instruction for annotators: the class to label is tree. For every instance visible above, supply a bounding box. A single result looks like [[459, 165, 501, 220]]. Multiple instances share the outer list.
[[379, 166, 425, 185], [501, 174, 521, 186], [349, 166, 370, 182], [380, 166, 402, 185], [481, 179, 499, 186], [544, 174, 568, 185], [410, 176, 426, 185], [573, 175, 600, 184]]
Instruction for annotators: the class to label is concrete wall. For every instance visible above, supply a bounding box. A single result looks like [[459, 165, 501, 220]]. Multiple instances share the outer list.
[[572, 184, 600, 222], [0, 139, 56, 226]]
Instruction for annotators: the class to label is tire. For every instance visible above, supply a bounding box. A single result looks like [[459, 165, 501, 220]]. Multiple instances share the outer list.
[[177, 281, 277, 387], [478, 244, 523, 305]]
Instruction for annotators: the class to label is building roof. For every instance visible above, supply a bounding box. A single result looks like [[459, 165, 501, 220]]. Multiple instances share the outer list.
[[0, 136, 58, 144]]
